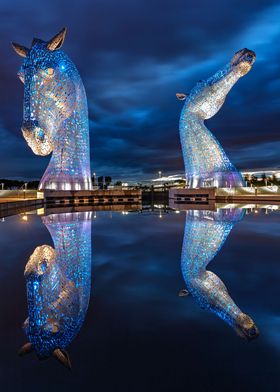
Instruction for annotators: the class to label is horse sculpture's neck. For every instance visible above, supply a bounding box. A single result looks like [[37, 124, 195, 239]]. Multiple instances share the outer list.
[[39, 80, 92, 191], [180, 113, 242, 188], [179, 87, 244, 189]]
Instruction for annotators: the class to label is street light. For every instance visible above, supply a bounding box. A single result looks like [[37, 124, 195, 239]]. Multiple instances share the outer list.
[[22, 182, 28, 199], [158, 171, 162, 178]]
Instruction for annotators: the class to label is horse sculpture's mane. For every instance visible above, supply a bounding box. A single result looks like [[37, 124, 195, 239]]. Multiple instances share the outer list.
[[12, 28, 92, 191]]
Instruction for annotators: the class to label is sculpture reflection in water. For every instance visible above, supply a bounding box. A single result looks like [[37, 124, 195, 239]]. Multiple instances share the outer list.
[[180, 209, 259, 340], [18, 212, 92, 368]]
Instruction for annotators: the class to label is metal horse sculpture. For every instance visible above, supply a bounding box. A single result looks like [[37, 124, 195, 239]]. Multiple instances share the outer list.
[[177, 48, 256, 188], [180, 209, 259, 340], [18, 211, 92, 369], [12, 28, 92, 191]]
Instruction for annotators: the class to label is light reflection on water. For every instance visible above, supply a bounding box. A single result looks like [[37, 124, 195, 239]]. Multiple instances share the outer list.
[[0, 206, 279, 391]]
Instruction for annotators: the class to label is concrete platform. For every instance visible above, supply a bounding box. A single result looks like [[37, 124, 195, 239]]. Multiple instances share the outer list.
[[169, 187, 280, 208], [0, 189, 142, 217], [44, 189, 142, 207], [0, 198, 44, 218]]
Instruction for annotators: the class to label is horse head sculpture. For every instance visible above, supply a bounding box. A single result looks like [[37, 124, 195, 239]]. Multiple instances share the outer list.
[[177, 48, 256, 188], [12, 28, 92, 190]]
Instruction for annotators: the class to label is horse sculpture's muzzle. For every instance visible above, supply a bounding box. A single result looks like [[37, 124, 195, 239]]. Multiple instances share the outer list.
[[21, 120, 53, 156], [231, 48, 256, 76], [235, 313, 260, 341]]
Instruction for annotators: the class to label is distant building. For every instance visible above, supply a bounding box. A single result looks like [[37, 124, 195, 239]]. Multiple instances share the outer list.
[[151, 169, 280, 185], [151, 174, 185, 184]]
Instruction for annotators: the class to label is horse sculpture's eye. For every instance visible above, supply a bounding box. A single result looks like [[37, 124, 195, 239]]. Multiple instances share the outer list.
[[46, 68, 55, 77]]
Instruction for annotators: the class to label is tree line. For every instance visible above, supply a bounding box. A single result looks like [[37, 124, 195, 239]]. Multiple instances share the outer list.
[[0, 179, 39, 190], [243, 173, 279, 187]]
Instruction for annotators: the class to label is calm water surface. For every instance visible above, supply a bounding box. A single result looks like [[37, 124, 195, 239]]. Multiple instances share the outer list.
[[0, 206, 279, 391]]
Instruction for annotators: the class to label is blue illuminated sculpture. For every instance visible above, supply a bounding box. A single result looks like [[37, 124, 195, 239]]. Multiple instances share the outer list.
[[177, 48, 256, 188], [18, 211, 92, 368], [12, 28, 92, 190], [180, 209, 259, 340]]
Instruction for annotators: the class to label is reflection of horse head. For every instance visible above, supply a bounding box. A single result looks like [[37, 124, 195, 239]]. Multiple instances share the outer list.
[[12, 28, 92, 191], [180, 209, 259, 340], [18, 212, 92, 369]]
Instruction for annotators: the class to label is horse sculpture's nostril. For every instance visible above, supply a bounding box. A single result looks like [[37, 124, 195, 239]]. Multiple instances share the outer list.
[[22, 120, 39, 132], [247, 326, 260, 340]]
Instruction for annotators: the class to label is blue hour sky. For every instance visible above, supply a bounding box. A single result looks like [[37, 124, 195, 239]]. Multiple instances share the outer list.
[[0, 0, 279, 181]]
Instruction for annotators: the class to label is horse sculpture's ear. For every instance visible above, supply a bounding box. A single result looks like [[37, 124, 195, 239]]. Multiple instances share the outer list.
[[18, 342, 33, 356], [11, 42, 29, 58], [53, 348, 72, 370], [47, 27, 67, 51], [178, 289, 190, 297], [176, 93, 188, 101]]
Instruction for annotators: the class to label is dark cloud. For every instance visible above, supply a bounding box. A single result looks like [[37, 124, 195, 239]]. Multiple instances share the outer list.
[[0, 0, 279, 180]]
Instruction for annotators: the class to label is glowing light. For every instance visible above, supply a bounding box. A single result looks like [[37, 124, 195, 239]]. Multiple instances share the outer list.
[[14, 29, 92, 191], [47, 68, 54, 76], [178, 48, 256, 188], [36, 208, 45, 215]]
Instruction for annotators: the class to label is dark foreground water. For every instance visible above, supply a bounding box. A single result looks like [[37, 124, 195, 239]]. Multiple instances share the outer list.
[[0, 206, 279, 391]]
